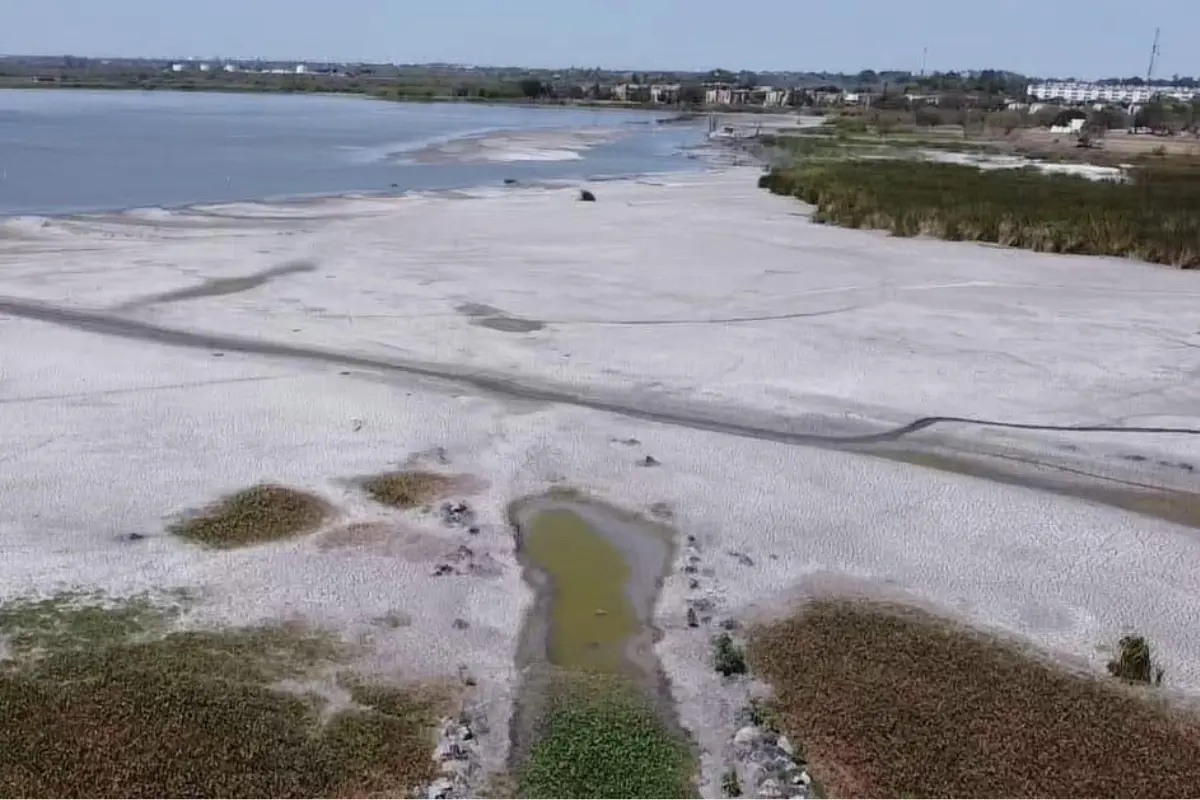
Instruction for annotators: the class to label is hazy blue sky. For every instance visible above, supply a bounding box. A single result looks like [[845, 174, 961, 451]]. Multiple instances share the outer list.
[[2, 0, 1196, 79]]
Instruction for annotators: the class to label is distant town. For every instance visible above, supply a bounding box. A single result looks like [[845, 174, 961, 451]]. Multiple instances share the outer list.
[[2, 54, 1198, 119]]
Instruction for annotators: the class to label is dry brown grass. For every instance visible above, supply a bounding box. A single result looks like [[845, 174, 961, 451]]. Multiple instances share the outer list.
[[169, 484, 331, 548], [0, 597, 448, 798], [750, 600, 1200, 798], [363, 470, 452, 509]]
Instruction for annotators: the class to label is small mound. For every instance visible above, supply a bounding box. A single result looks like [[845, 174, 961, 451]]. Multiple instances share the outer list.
[[170, 484, 331, 548], [750, 599, 1200, 798], [363, 470, 452, 509]]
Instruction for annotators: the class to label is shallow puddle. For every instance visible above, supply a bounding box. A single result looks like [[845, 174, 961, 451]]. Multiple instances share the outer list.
[[523, 509, 639, 671], [513, 496, 671, 675]]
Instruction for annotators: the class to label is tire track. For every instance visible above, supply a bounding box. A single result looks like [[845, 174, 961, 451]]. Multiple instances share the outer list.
[[2, 295, 1199, 447]]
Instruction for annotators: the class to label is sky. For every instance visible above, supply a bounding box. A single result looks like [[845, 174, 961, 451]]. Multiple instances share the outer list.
[[1, 0, 1196, 80]]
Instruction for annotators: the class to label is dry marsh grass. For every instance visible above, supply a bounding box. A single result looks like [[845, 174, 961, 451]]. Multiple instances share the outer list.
[[169, 484, 331, 548], [750, 600, 1200, 798], [0, 594, 447, 798], [363, 470, 452, 509], [760, 159, 1200, 268]]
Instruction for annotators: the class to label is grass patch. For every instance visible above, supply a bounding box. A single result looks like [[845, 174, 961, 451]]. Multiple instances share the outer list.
[[0, 594, 446, 798], [169, 484, 331, 548], [0, 590, 188, 655], [363, 470, 452, 509], [518, 673, 694, 798], [760, 159, 1200, 268], [750, 599, 1200, 798]]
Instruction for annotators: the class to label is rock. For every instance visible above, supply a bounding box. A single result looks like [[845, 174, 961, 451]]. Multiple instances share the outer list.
[[433, 564, 454, 577], [579, 189, 596, 202], [686, 607, 699, 628], [758, 777, 784, 798], [122, 532, 146, 542], [777, 735, 794, 756], [685, 534, 697, 545], [638, 455, 661, 467], [728, 550, 755, 567], [503, 178, 518, 185], [440, 501, 475, 528], [452, 618, 470, 630], [721, 618, 742, 631], [733, 725, 761, 748], [467, 526, 480, 535], [688, 578, 700, 590], [426, 777, 455, 799]]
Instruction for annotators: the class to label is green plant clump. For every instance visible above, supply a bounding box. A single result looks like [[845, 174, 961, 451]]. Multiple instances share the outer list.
[[518, 688, 693, 798], [169, 484, 330, 548], [713, 632, 748, 677], [759, 159, 1200, 268], [1106, 634, 1165, 686]]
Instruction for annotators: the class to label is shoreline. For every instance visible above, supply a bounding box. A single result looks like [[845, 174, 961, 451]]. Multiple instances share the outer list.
[[2, 159, 1199, 795]]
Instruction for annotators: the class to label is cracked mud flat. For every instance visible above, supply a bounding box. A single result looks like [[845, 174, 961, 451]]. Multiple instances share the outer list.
[[2, 167, 1200, 796]]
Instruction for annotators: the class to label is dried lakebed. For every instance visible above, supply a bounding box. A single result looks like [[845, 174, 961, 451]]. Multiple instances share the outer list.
[[507, 494, 696, 798]]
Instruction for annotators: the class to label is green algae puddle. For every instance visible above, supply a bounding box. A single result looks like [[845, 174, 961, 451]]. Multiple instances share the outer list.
[[523, 508, 639, 673]]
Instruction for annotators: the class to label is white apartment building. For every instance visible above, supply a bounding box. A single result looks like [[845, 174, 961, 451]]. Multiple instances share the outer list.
[[1028, 81, 1199, 104]]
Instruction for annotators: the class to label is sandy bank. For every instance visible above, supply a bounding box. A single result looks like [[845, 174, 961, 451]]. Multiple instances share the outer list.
[[2, 165, 1199, 795]]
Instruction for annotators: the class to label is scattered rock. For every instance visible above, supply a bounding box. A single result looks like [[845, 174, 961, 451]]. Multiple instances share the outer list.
[[734, 725, 761, 748], [687, 607, 699, 628], [1120, 453, 1148, 462], [638, 455, 661, 467], [612, 436, 641, 446], [579, 189, 596, 202], [440, 501, 476, 528], [212, 352, 224, 358], [685, 534, 697, 545], [422, 707, 485, 799], [503, 178, 518, 185], [121, 532, 147, 542], [721, 618, 742, 631], [452, 618, 470, 630], [728, 550, 755, 567], [649, 501, 673, 519], [688, 578, 700, 590], [467, 525, 481, 535], [351, 418, 364, 432]]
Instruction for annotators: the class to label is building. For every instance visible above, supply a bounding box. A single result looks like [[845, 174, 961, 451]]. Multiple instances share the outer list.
[[649, 83, 681, 104], [1027, 81, 1200, 104], [703, 83, 751, 106]]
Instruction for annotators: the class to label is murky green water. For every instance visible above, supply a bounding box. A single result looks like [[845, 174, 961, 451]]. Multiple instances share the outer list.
[[523, 509, 639, 672]]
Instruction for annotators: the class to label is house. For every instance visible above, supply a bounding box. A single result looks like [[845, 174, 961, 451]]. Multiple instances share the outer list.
[[809, 85, 844, 105], [704, 83, 750, 106], [762, 86, 791, 107], [612, 83, 651, 102], [649, 83, 681, 104]]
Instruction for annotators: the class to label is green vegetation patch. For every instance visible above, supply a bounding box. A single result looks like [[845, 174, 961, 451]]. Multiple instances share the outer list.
[[518, 673, 694, 799], [0, 594, 446, 798], [0, 589, 188, 656], [760, 159, 1200, 268], [750, 599, 1200, 798], [363, 470, 452, 509], [170, 484, 331, 548]]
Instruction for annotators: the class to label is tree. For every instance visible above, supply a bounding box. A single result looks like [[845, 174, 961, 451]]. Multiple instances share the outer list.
[[518, 78, 544, 99], [678, 83, 705, 105]]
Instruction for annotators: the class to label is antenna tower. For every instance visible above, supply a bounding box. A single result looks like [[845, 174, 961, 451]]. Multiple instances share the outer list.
[[1145, 27, 1160, 84]]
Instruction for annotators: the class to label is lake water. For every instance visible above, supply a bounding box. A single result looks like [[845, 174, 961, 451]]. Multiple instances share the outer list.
[[0, 90, 706, 216]]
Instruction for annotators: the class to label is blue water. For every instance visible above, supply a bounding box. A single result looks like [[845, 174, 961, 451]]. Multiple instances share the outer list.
[[0, 90, 706, 215]]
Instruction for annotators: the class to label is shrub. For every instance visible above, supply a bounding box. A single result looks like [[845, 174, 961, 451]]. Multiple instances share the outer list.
[[1106, 634, 1165, 686], [713, 632, 748, 677]]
